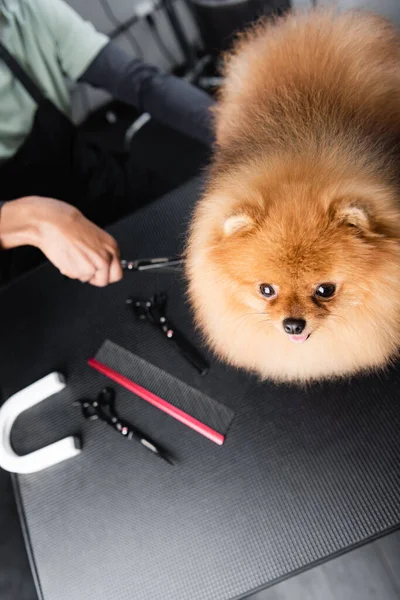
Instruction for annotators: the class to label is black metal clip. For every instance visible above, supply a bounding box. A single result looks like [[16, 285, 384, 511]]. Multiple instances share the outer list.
[[126, 292, 209, 376]]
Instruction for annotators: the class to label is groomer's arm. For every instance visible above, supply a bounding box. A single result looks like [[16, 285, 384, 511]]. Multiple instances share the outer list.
[[80, 42, 215, 147], [0, 198, 123, 286]]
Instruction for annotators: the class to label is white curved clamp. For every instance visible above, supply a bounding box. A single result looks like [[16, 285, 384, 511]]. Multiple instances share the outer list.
[[0, 372, 81, 474]]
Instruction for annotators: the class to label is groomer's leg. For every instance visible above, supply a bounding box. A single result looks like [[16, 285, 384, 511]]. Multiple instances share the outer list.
[[82, 43, 215, 147]]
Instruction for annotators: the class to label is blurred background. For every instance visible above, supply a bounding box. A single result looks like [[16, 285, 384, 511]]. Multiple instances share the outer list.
[[68, 0, 400, 192]]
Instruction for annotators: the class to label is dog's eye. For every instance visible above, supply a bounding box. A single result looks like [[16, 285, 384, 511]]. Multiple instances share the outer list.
[[259, 283, 277, 299], [315, 283, 336, 299]]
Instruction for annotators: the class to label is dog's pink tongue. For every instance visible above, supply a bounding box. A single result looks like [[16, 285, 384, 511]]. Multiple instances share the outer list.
[[288, 333, 309, 344]]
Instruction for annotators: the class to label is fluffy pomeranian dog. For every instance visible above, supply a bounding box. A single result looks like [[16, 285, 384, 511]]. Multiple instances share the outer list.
[[186, 8, 400, 383]]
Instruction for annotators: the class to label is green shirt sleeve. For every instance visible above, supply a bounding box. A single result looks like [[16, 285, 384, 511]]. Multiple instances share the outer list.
[[30, 0, 109, 81]]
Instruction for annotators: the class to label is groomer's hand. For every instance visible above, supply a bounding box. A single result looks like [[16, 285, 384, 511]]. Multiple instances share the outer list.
[[0, 196, 123, 286]]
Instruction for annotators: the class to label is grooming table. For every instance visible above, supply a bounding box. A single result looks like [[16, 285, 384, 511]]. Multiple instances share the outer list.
[[0, 177, 399, 600]]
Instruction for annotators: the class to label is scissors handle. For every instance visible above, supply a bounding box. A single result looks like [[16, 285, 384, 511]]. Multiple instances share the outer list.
[[75, 388, 174, 465], [159, 318, 209, 375], [126, 293, 209, 376]]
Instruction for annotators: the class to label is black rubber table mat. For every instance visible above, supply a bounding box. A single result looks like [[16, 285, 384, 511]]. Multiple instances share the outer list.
[[94, 340, 235, 437], [0, 177, 400, 600]]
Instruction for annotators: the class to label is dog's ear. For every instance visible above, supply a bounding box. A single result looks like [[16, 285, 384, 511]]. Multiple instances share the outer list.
[[330, 188, 400, 239], [332, 199, 400, 239], [223, 204, 262, 236], [223, 212, 255, 235], [333, 201, 371, 232]]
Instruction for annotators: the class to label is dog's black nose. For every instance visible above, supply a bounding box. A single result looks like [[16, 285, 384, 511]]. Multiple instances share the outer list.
[[283, 318, 306, 335]]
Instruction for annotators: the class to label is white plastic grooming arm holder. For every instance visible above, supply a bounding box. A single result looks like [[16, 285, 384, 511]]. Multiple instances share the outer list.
[[0, 372, 81, 474]]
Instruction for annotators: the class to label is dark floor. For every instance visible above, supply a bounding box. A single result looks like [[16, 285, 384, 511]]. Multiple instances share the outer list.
[[252, 531, 400, 599], [1, 103, 399, 600]]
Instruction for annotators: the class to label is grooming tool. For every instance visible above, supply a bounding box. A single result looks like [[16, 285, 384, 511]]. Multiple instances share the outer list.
[[0, 373, 81, 474], [126, 292, 209, 376], [61, 257, 182, 283], [121, 257, 183, 272], [88, 354, 225, 445], [75, 387, 174, 465]]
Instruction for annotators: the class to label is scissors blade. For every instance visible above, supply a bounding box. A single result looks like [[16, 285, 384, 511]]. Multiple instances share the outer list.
[[137, 259, 183, 271], [121, 257, 183, 271]]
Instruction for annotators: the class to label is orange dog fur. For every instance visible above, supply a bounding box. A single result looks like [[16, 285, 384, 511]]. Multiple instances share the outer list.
[[186, 8, 400, 383]]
